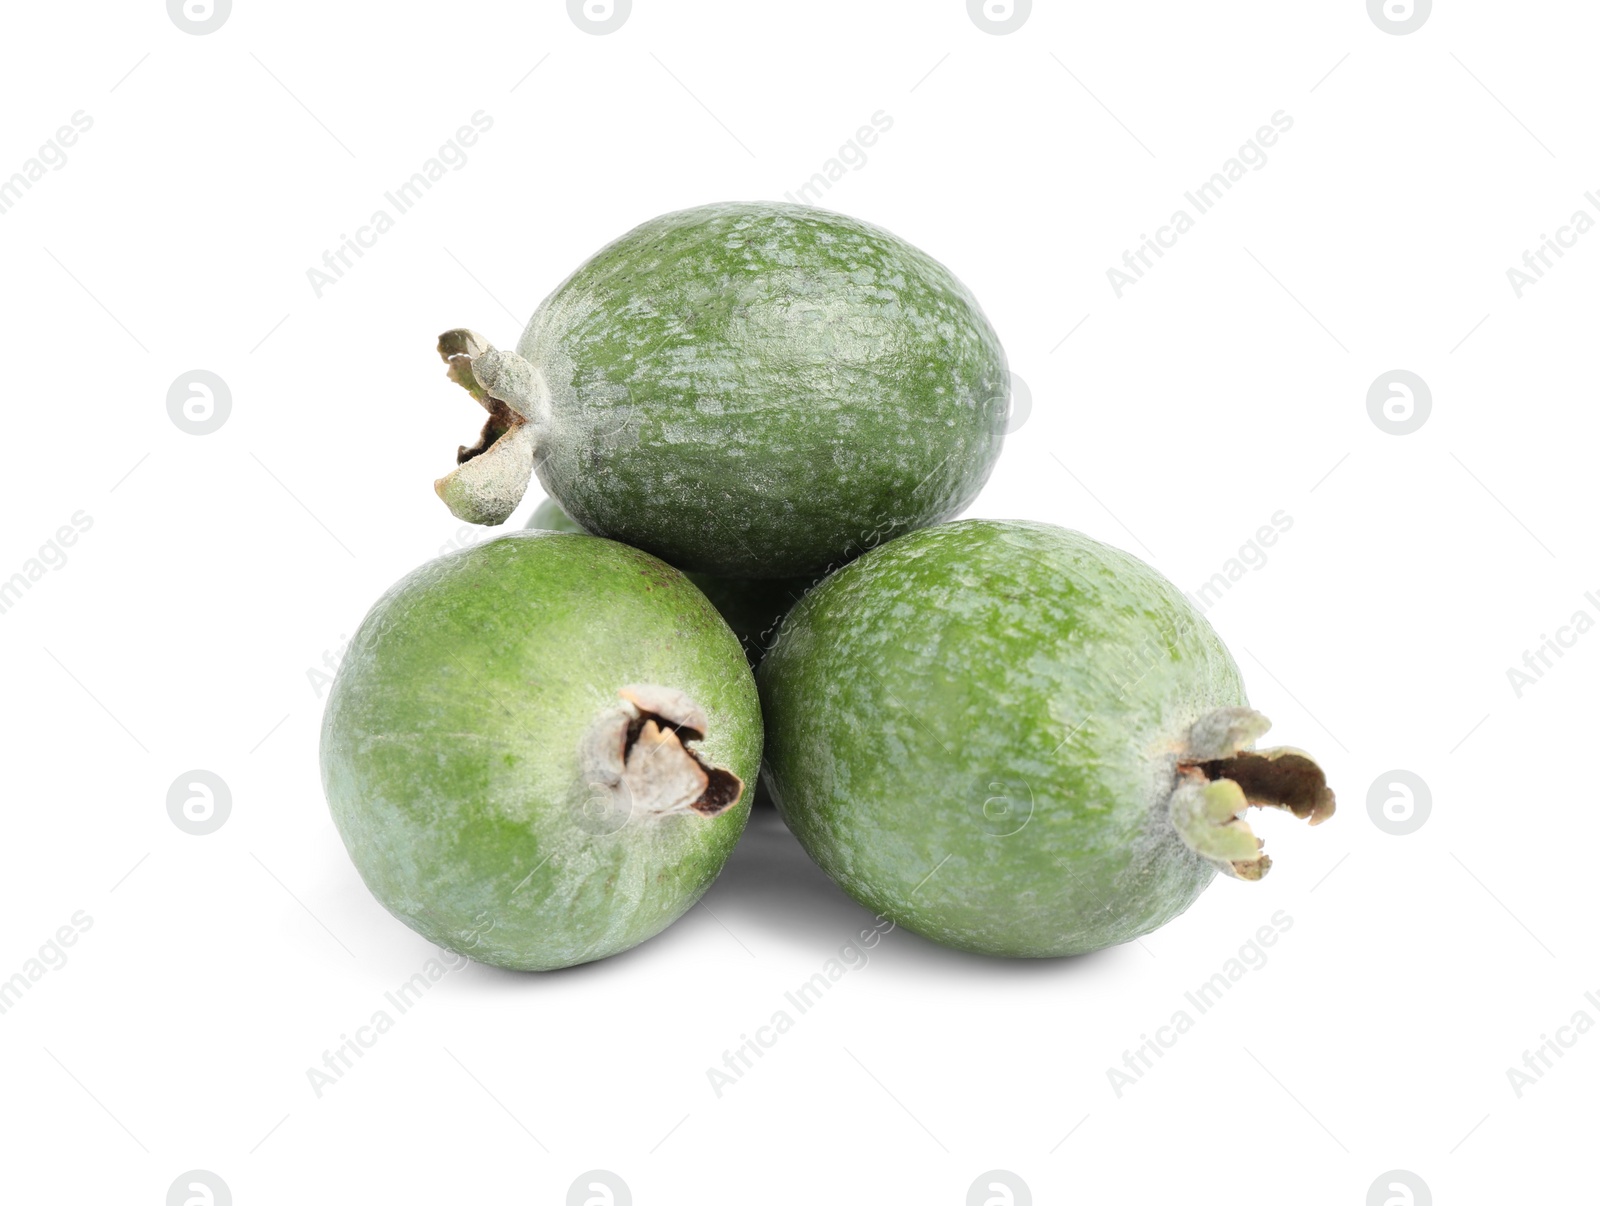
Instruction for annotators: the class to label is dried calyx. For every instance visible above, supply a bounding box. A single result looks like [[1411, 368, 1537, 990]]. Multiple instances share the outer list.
[[1169, 707, 1335, 881], [580, 685, 744, 821], [434, 329, 543, 526]]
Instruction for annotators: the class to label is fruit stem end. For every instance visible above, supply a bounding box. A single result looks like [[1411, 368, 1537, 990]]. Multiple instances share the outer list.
[[1170, 707, 1335, 880], [579, 685, 745, 826], [433, 329, 543, 526]]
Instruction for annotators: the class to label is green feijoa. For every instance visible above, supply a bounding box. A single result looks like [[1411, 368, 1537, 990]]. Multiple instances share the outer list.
[[525, 496, 587, 535], [758, 520, 1335, 958], [435, 202, 1010, 579], [320, 530, 762, 971], [527, 496, 816, 667]]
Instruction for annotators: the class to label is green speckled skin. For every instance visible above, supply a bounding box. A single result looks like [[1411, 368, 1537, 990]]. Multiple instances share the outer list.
[[758, 520, 1248, 958], [528, 497, 816, 667], [321, 531, 762, 970], [520, 202, 1009, 578]]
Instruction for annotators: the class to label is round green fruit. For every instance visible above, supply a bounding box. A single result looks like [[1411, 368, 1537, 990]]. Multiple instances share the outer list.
[[758, 520, 1334, 958], [321, 531, 762, 970], [436, 202, 1010, 578], [527, 496, 815, 667]]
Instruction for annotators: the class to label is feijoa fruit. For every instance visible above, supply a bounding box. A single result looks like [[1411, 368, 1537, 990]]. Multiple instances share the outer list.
[[321, 531, 762, 970], [436, 202, 1009, 578], [758, 520, 1334, 957]]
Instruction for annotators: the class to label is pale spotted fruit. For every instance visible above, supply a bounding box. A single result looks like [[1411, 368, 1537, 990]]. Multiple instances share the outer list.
[[321, 530, 762, 970], [435, 202, 1009, 578], [758, 520, 1334, 957]]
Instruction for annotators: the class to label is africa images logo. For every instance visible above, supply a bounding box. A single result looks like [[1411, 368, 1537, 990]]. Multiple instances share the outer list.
[[168, 0, 231, 35], [567, 1170, 631, 1206], [569, 0, 631, 35], [1367, 0, 1431, 35]]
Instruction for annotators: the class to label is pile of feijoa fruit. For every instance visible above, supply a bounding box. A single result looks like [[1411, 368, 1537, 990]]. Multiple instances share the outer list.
[[321, 202, 1335, 970]]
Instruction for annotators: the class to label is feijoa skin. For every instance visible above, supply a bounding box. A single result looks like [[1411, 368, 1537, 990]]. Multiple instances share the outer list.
[[321, 531, 762, 971], [436, 202, 1010, 578], [527, 497, 815, 667], [525, 496, 586, 536], [758, 520, 1334, 958]]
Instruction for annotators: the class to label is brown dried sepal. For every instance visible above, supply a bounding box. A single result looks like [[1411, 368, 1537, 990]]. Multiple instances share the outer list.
[[1190, 748, 1336, 827], [1171, 707, 1335, 880]]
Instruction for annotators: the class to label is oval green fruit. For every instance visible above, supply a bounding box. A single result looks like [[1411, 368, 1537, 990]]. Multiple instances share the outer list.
[[527, 496, 815, 667], [321, 531, 762, 970], [758, 520, 1334, 958], [436, 202, 1010, 578]]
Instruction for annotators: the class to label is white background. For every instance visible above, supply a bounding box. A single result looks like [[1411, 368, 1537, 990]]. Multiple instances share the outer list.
[[2, 2, 1594, 1203]]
